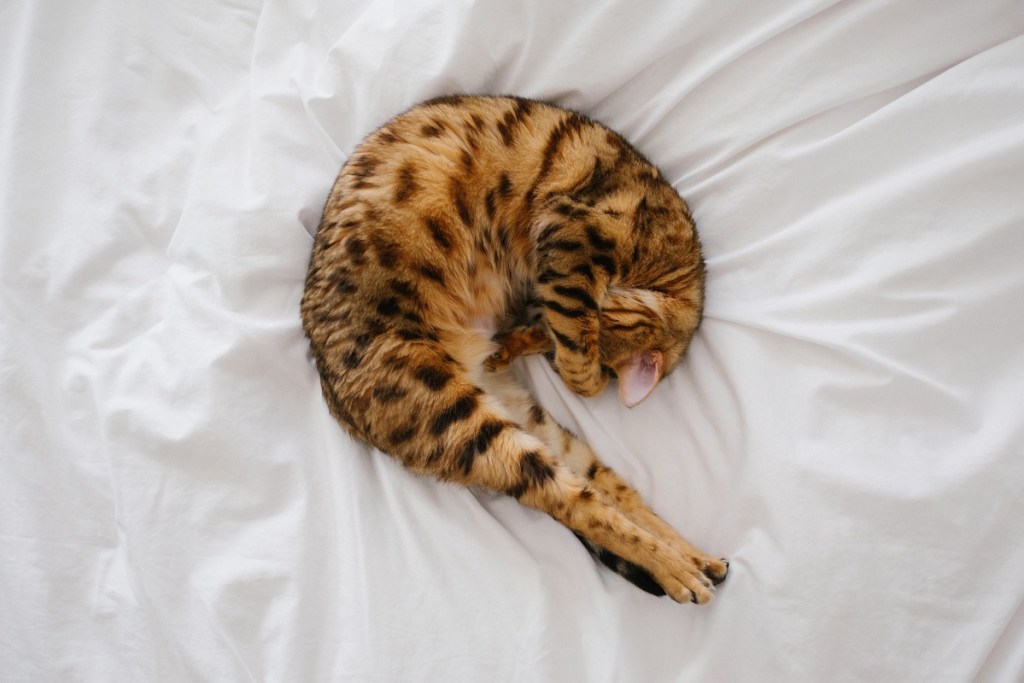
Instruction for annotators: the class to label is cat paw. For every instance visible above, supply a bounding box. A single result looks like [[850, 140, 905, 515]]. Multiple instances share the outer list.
[[484, 347, 512, 371], [486, 325, 552, 371], [655, 554, 725, 605], [702, 558, 730, 586]]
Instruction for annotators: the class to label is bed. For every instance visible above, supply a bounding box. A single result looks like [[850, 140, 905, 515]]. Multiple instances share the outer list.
[[3, 1, 1023, 680]]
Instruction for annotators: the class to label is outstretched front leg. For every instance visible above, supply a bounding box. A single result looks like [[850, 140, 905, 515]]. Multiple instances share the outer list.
[[462, 368, 721, 604], [518, 395, 729, 593], [475, 367, 728, 600]]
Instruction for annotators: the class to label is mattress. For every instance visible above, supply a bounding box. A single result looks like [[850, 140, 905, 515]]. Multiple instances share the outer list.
[[2, 1, 1023, 680]]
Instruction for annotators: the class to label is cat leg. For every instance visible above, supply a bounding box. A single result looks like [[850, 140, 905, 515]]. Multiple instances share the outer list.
[[532, 197, 618, 397], [474, 368, 724, 601], [420, 370, 718, 604], [517, 399, 729, 590]]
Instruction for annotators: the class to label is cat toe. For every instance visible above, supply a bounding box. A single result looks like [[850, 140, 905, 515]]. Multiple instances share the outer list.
[[484, 351, 510, 371], [703, 558, 729, 586]]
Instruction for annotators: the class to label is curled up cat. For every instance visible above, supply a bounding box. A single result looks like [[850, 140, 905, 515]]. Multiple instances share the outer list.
[[300, 95, 729, 604]]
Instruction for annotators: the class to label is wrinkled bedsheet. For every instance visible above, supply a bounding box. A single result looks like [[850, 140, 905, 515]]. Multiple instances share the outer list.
[[3, 1, 1024, 680]]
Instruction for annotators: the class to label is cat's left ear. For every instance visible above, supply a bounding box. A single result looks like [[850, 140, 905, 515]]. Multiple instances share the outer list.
[[617, 350, 663, 407]]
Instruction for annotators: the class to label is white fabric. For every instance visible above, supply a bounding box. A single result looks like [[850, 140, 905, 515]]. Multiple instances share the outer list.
[[3, 1, 1023, 680]]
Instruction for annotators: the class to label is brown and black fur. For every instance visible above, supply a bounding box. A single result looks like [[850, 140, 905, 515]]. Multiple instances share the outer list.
[[301, 95, 728, 603]]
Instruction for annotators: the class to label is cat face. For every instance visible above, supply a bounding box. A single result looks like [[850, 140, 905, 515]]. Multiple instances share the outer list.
[[599, 285, 703, 406]]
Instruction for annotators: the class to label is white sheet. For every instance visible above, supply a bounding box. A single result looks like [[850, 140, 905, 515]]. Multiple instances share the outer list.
[[3, 1, 1024, 680]]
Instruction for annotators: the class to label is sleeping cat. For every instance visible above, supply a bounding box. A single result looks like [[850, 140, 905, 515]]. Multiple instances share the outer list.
[[300, 95, 728, 603]]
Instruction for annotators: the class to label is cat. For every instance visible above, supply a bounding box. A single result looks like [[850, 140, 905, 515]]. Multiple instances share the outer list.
[[301, 95, 728, 603]]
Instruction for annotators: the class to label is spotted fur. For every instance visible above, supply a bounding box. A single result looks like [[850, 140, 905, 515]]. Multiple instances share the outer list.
[[301, 95, 727, 603]]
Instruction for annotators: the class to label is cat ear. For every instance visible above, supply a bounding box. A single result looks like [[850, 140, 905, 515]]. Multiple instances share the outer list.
[[617, 350, 663, 408]]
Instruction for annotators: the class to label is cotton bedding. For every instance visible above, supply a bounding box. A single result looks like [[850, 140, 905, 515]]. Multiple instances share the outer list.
[[2, 1, 1024, 681]]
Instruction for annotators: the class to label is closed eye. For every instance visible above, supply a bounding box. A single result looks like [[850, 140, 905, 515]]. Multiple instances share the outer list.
[[603, 320, 654, 332]]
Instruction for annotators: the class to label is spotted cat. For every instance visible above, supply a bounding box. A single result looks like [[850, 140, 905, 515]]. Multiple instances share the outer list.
[[300, 95, 728, 603]]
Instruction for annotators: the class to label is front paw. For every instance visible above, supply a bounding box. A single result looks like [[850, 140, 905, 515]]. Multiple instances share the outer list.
[[484, 347, 512, 371], [701, 558, 730, 586], [556, 359, 609, 397], [486, 324, 552, 372]]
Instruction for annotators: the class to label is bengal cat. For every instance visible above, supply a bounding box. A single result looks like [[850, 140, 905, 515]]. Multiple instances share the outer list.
[[301, 95, 728, 604]]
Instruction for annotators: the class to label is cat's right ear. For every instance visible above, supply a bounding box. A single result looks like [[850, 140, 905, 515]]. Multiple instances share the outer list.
[[617, 350, 663, 407]]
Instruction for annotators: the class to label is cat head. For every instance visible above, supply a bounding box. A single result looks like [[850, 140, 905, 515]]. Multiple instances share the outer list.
[[599, 281, 704, 407]]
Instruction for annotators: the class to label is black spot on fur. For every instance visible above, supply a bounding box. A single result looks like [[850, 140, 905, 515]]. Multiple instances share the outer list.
[[520, 451, 555, 490], [424, 94, 466, 107], [553, 202, 589, 220], [544, 239, 583, 252], [389, 425, 416, 445], [484, 188, 497, 220], [458, 420, 507, 475], [529, 404, 546, 424], [365, 317, 387, 337], [474, 420, 506, 454], [592, 254, 617, 277], [425, 217, 452, 251], [496, 225, 511, 251], [373, 385, 408, 403], [396, 328, 438, 342], [342, 349, 362, 368], [347, 154, 379, 181], [420, 123, 443, 138], [376, 297, 401, 316], [584, 224, 616, 251], [430, 393, 478, 435], [345, 237, 368, 264], [418, 263, 446, 285], [574, 157, 621, 203], [333, 277, 358, 295], [536, 222, 563, 244], [456, 440, 477, 475], [551, 329, 582, 353], [373, 235, 401, 268], [414, 365, 453, 391], [498, 173, 513, 197], [537, 268, 564, 284], [536, 112, 584, 187], [571, 263, 595, 282], [544, 299, 587, 319], [634, 196, 658, 235], [497, 119, 514, 146], [450, 179, 472, 227], [395, 163, 419, 204], [586, 462, 599, 479], [552, 284, 597, 309], [389, 279, 416, 298], [497, 100, 532, 147]]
